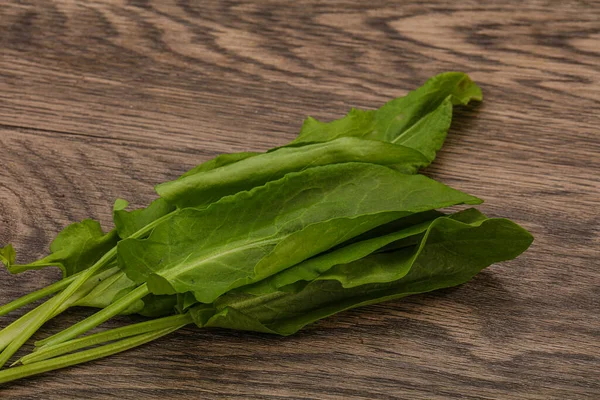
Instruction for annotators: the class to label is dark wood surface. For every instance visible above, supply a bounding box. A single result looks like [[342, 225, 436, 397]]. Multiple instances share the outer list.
[[1, 1, 598, 398]]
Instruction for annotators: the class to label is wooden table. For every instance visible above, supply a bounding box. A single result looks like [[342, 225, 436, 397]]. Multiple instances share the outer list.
[[1, 1, 598, 398]]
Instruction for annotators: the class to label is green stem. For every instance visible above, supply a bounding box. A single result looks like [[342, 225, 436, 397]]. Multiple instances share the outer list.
[[0, 260, 122, 317], [0, 210, 174, 318], [0, 210, 177, 367], [0, 303, 50, 353], [0, 325, 185, 385], [0, 248, 117, 368], [0, 272, 80, 317], [0, 266, 120, 353], [35, 284, 150, 349], [8, 262, 63, 275], [21, 313, 193, 365]]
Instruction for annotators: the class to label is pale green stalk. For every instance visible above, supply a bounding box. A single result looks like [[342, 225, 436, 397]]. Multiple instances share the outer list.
[[21, 314, 193, 365], [0, 325, 184, 384]]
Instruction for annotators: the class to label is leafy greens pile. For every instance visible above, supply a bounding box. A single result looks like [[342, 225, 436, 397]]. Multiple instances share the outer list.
[[0, 72, 533, 384]]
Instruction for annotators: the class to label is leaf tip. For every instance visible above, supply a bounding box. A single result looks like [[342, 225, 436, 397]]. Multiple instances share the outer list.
[[454, 73, 483, 104], [113, 198, 129, 212], [0, 244, 16, 267]]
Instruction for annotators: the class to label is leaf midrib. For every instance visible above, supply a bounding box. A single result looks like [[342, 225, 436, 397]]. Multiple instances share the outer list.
[[160, 236, 284, 282]]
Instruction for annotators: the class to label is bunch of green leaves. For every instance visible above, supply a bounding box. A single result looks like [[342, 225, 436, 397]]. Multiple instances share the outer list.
[[0, 72, 532, 384]]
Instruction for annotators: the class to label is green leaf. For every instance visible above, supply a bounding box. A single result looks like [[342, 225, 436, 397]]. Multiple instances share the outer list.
[[0, 244, 16, 268], [156, 137, 430, 209], [178, 152, 260, 180], [330, 210, 443, 247], [136, 294, 178, 318], [315, 209, 510, 288], [113, 198, 175, 239], [1, 220, 118, 277], [169, 73, 480, 188], [112, 151, 257, 240], [242, 211, 442, 296], [290, 72, 482, 163], [119, 162, 481, 304], [239, 208, 490, 296], [176, 292, 199, 314], [203, 305, 278, 334], [197, 211, 532, 335]]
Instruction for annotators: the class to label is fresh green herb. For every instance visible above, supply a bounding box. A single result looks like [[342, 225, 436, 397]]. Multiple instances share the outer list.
[[0, 209, 531, 382], [0, 72, 532, 385], [37, 162, 481, 348]]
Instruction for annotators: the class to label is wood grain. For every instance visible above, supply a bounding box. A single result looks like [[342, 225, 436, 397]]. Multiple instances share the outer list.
[[1, 0, 599, 398]]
